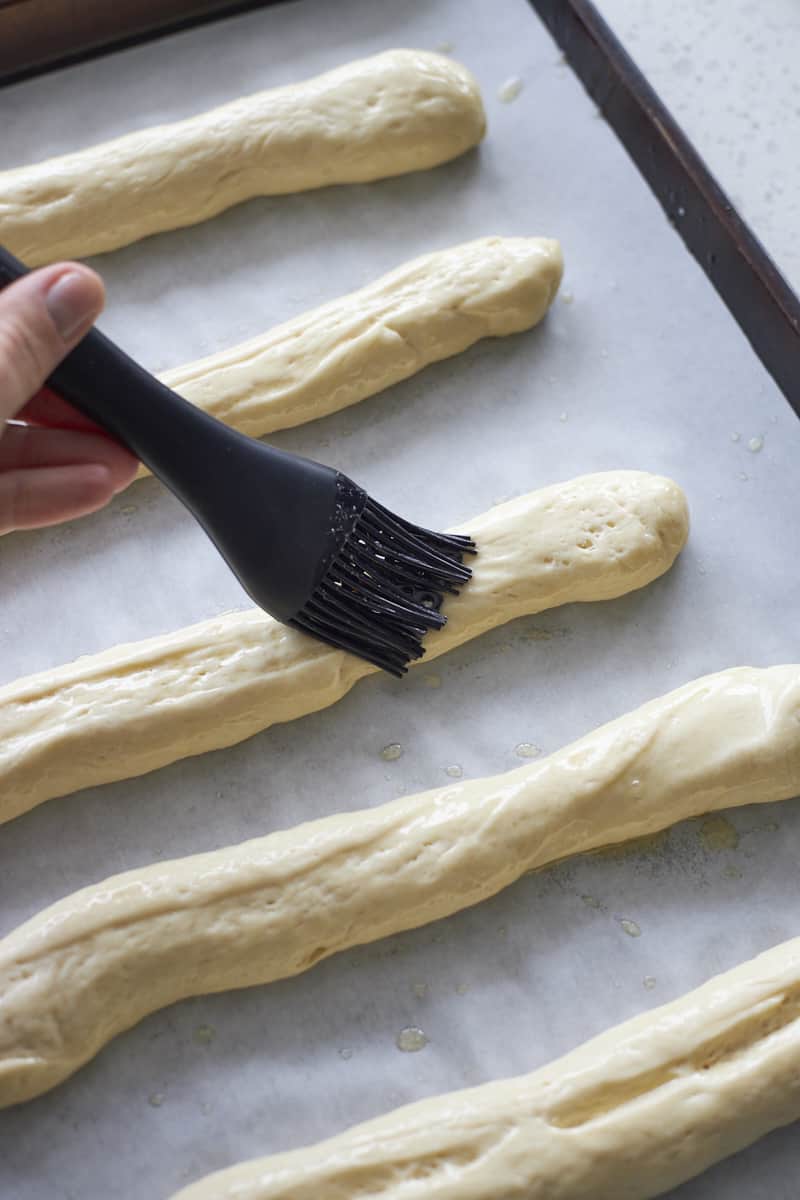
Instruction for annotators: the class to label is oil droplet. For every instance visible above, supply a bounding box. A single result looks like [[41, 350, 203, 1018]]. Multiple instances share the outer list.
[[193, 1024, 215, 1046], [699, 814, 739, 851], [582, 894, 601, 909], [396, 1026, 428, 1053], [559, 411, 569, 422], [600, 348, 609, 358], [561, 290, 574, 304], [619, 918, 641, 938], [455, 983, 470, 995], [338, 1047, 353, 1061], [412, 982, 428, 999], [522, 626, 553, 642], [595, 829, 668, 862], [515, 742, 540, 759], [643, 976, 657, 990], [444, 764, 463, 779], [730, 431, 741, 442], [497, 76, 523, 103], [738, 472, 749, 482], [748, 435, 764, 453], [148, 1092, 165, 1108], [423, 673, 441, 689], [381, 743, 403, 762]]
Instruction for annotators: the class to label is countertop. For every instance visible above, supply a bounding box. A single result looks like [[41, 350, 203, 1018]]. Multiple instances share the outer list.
[[596, 0, 800, 297]]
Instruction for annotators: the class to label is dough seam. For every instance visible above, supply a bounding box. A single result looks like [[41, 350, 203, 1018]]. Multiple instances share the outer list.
[[0, 471, 688, 822], [7, 658, 799, 1111], [166, 937, 800, 1199], [136, 236, 564, 484], [1, 50, 486, 264]]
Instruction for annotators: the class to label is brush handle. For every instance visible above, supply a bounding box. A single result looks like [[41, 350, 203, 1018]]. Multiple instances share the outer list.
[[0, 244, 256, 487], [0, 244, 343, 620]]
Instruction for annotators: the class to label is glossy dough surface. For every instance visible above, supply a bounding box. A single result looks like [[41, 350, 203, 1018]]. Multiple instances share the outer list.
[[169, 935, 800, 1199], [142, 236, 563, 479], [0, 50, 486, 264], [8, 658, 797, 1108], [0, 471, 688, 823]]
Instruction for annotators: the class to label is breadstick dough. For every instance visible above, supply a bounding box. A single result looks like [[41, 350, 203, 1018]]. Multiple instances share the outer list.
[[0, 50, 486, 264], [0, 471, 688, 823], [7, 659, 793, 1108], [169, 936, 800, 1199], [141, 236, 563, 480]]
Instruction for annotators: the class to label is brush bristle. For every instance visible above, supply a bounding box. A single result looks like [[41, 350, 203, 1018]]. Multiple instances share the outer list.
[[290, 494, 475, 676]]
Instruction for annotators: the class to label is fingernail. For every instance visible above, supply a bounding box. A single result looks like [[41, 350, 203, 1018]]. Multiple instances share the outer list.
[[45, 270, 100, 341]]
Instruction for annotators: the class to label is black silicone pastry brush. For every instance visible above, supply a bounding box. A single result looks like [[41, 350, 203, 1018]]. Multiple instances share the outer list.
[[0, 246, 474, 675]]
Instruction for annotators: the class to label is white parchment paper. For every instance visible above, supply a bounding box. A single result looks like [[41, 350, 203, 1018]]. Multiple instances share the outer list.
[[1, 1, 800, 1196]]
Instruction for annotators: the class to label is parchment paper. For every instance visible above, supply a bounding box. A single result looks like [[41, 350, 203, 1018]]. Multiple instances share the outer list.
[[1, 1, 800, 1197]]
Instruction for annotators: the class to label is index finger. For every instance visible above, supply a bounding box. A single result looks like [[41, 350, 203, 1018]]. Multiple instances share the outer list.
[[17, 386, 108, 434]]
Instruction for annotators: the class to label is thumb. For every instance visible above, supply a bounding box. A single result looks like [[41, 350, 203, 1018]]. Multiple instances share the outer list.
[[0, 264, 105, 423]]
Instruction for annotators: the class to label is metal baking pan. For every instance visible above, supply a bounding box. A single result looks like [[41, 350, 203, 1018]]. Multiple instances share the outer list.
[[1, 2, 799, 1198]]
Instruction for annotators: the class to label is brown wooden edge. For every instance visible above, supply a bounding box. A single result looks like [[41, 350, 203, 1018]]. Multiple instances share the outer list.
[[530, 0, 800, 417], [0, 0, 291, 84]]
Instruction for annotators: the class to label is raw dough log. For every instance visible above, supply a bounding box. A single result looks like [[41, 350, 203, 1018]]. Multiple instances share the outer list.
[[136, 236, 563, 481], [169, 936, 800, 1200], [0, 50, 486, 265], [8, 659, 798, 1108], [0, 471, 688, 824]]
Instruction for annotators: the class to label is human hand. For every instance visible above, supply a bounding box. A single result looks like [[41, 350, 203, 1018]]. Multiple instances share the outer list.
[[0, 263, 138, 534]]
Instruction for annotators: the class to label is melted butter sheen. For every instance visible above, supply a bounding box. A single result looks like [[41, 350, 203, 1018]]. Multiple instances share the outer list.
[[168, 933, 800, 1199], [0, 471, 688, 823], [0, 50, 486, 265], [3, 659, 799, 1112]]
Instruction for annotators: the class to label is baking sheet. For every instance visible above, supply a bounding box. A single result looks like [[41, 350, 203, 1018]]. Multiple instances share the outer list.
[[1, 0, 800, 1196]]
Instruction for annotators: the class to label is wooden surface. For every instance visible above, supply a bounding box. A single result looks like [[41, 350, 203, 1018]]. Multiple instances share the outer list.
[[0, 0, 281, 82]]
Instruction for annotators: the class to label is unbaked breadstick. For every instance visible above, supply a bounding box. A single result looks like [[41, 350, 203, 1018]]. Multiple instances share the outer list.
[[1, 50, 485, 265], [7, 660, 795, 1108], [0, 471, 687, 824], [136, 236, 562, 482], [169, 936, 800, 1200]]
